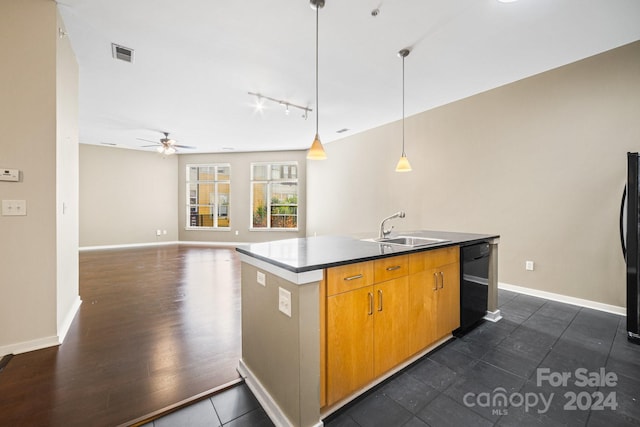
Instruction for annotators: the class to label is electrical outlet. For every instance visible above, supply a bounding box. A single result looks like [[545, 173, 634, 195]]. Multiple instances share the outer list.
[[257, 271, 266, 286], [525, 261, 535, 271], [279, 287, 292, 317], [156, 229, 161, 236], [162, 230, 167, 235]]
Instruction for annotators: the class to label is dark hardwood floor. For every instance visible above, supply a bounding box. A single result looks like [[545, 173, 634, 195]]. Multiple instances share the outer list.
[[0, 245, 241, 427]]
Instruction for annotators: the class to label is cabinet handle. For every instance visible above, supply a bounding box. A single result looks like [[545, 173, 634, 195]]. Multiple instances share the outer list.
[[368, 292, 373, 315], [344, 274, 363, 281], [433, 272, 438, 291], [386, 265, 401, 272], [378, 289, 383, 312], [439, 271, 444, 289]]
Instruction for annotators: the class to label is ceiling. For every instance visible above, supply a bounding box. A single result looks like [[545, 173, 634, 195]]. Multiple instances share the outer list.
[[57, 0, 640, 154]]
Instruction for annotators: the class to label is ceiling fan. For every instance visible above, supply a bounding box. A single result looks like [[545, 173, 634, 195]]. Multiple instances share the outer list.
[[137, 132, 195, 155]]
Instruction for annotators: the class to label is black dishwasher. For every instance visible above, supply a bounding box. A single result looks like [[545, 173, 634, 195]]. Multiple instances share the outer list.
[[454, 242, 490, 336]]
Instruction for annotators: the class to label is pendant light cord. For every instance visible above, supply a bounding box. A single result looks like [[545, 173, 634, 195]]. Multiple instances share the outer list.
[[402, 54, 406, 157], [315, 4, 319, 136]]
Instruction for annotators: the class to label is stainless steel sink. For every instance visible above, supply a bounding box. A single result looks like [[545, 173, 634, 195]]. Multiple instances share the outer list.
[[365, 236, 450, 247]]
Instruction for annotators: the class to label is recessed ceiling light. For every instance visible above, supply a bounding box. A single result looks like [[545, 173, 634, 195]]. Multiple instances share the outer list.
[[497, 0, 518, 3]]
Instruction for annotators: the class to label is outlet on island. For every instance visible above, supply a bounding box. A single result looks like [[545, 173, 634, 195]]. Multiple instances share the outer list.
[[257, 271, 266, 286], [278, 287, 291, 317]]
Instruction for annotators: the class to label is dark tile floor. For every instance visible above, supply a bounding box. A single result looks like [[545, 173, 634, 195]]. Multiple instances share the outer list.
[[140, 383, 273, 427], [145, 290, 640, 427]]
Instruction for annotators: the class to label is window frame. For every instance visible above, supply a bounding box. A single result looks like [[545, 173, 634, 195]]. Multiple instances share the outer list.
[[250, 161, 299, 231], [185, 163, 231, 230]]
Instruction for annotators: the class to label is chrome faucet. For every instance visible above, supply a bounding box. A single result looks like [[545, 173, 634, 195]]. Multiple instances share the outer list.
[[379, 211, 406, 239]]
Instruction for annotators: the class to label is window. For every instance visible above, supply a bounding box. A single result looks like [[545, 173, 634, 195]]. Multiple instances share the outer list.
[[187, 164, 230, 229], [251, 162, 298, 230]]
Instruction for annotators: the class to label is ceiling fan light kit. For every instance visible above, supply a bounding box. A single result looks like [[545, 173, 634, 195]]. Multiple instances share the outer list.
[[138, 131, 195, 155]]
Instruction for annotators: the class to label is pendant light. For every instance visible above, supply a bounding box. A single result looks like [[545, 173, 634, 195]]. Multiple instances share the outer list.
[[395, 49, 412, 172], [307, 0, 327, 160]]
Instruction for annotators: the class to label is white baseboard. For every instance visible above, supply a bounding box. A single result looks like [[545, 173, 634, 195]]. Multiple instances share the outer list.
[[79, 241, 180, 251], [79, 240, 251, 251], [238, 359, 309, 427], [179, 241, 247, 248], [58, 296, 82, 343], [0, 335, 60, 357], [498, 282, 626, 316], [484, 309, 502, 322]]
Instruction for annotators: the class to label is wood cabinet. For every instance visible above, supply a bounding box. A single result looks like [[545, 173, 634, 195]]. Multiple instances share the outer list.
[[407, 247, 460, 355], [373, 277, 408, 377], [326, 285, 374, 403], [324, 257, 409, 406], [323, 248, 459, 407]]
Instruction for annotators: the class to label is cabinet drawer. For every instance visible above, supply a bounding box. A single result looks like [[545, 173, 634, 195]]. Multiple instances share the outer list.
[[374, 255, 409, 282], [327, 261, 374, 296], [408, 246, 459, 274]]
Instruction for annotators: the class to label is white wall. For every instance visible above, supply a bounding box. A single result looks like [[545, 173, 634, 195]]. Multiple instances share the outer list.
[[56, 9, 81, 342], [0, 0, 79, 355], [79, 145, 179, 247], [307, 41, 640, 308]]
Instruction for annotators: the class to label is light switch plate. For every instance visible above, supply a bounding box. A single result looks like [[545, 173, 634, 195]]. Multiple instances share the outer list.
[[279, 287, 292, 317], [2, 200, 27, 216]]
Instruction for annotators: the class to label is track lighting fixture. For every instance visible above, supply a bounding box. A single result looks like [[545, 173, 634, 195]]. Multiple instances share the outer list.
[[247, 92, 311, 119]]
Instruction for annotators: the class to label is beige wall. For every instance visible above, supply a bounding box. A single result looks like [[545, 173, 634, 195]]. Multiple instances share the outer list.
[[79, 145, 178, 247], [240, 263, 320, 426], [307, 41, 640, 308], [178, 150, 307, 243], [0, 0, 79, 353]]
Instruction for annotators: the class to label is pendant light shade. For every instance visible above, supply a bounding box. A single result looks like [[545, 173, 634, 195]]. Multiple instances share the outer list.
[[395, 48, 412, 172], [395, 155, 412, 172], [308, 133, 327, 160], [307, 0, 327, 160]]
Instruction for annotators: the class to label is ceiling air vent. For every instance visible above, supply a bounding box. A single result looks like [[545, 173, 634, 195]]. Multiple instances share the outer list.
[[111, 43, 134, 63]]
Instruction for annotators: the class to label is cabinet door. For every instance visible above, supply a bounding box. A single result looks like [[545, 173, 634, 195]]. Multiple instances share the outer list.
[[374, 277, 409, 377], [435, 262, 460, 340], [408, 270, 438, 356], [326, 286, 374, 405]]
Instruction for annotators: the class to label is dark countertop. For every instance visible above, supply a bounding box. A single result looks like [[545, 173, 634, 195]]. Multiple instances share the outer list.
[[236, 230, 499, 273]]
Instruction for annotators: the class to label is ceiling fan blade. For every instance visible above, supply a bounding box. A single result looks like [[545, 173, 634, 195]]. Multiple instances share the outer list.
[[174, 145, 196, 149], [141, 144, 160, 147], [137, 138, 159, 144]]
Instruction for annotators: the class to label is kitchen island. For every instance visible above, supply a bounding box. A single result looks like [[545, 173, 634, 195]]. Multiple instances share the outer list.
[[236, 231, 499, 427]]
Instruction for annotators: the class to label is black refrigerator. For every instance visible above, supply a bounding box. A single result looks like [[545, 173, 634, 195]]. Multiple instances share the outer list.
[[622, 152, 640, 344]]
